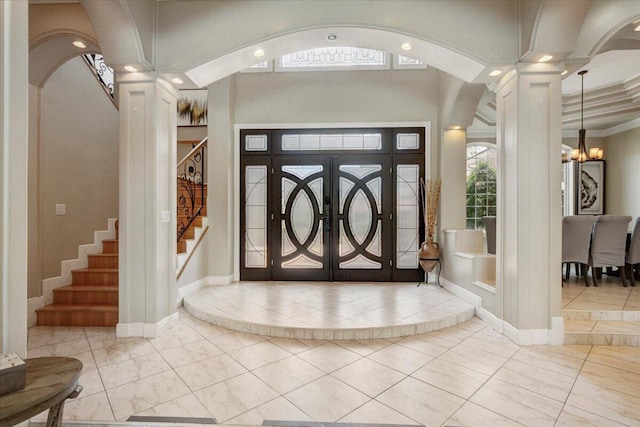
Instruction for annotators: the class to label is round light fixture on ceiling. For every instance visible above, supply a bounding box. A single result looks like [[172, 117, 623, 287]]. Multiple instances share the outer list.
[[400, 42, 412, 51], [72, 40, 86, 49], [254, 48, 265, 57], [171, 77, 184, 84], [538, 55, 553, 63], [326, 34, 338, 42], [489, 70, 502, 77], [634, 21, 640, 31], [451, 126, 462, 130], [561, 70, 568, 76], [124, 65, 138, 72]]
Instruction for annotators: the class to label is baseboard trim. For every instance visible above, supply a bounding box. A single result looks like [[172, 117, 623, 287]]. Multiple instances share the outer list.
[[27, 296, 45, 327], [116, 312, 180, 338], [176, 277, 211, 307], [42, 218, 117, 304], [440, 277, 563, 345], [209, 274, 234, 285]]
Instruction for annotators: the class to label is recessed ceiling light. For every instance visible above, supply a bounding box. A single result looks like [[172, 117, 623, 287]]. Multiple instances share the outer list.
[[327, 34, 338, 42], [635, 24, 640, 32], [124, 65, 138, 72], [451, 126, 462, 130], [538, 55, 553, 63], [561, 70, 568, 76], [489, 70, 502, 77], [401, 42, 412, 51], [171, 77, 184, 84], [72, 40, 86, 49], [254, 49, 265, 57]]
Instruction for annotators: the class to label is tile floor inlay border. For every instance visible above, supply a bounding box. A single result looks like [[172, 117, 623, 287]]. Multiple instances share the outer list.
[[183, 282, 475, 340]]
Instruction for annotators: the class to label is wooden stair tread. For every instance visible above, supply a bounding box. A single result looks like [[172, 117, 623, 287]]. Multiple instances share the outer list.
[[55, 285, 118, 292], [37, 304, 118, 312], [73, 268, 118, 273], [89, 253, 118, 257]]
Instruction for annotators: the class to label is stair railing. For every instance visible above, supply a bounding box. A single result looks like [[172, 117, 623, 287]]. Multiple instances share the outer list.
[[177, 137, 207, 242]]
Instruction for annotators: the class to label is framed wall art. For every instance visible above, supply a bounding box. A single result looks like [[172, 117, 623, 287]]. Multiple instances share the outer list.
[[577, 160, 604, 215], [177, 89, 208, 126]]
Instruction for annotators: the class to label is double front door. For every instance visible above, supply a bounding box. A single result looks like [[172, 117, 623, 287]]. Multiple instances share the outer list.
[[240, 128, 425, 282], [272, 155, 391, 281]]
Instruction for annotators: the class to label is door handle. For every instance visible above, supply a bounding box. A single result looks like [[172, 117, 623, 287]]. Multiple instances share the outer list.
[[323, 195, 331, 231]]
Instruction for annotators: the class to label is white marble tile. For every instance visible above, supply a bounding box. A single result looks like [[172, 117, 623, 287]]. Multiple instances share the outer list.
[[77, 367, 105, 397], [194, 372, 279, 422], [73, 350, 97, 372], [470, 377, 564, 427], [134, 393, 213, 419], [462, 331, 520, 358], [511, 346, 584, 378], [579, 360, 640, 398], [149, 323, 205, 351], [82, 326, 116, 337], [27, 327, 86, 349], [333, 338, 391, 356], [427, 325, 476, 343], [297, 342, 361, 373], [175, 353, 247, 391], [439, 342, 509, 376], [555, 404, 629, 427], [158, 339, 223, 369], [228, 340, 292, 370], [367, 343, 434, 375], [206, 331, 267, 353], [338, 399, 419, 425], [410, 358, 489, 400], [60, 391, 115, 422], [252, 355, 325, 395], [395, 333, 458, 357], [376, 376, 464, 427], [566, 379, 640, 426], [587, 346, 640, 375], [446, 401, 526, 427], [284, 375, 370, 422], [92, 338, 158, 367], [27, 337, 90, 358], [106, 371, 191, 420], [493, 359, 575, 402], [227, 396, 313, 425], [98, 352, 171, 390], [331, 358, 407, 397]]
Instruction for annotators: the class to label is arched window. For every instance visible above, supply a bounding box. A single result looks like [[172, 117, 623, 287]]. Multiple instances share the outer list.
[[466, 143, 497, 229]]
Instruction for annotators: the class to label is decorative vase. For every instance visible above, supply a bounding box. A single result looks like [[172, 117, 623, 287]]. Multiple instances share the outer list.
[[419, 235, 440, 272]]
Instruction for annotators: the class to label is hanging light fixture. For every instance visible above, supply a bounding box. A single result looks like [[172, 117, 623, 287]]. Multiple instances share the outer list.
[[572, 70, 590, 162]]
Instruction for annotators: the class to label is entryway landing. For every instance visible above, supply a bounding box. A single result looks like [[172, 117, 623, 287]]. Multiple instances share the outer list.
[[183, 282, 475, 340]]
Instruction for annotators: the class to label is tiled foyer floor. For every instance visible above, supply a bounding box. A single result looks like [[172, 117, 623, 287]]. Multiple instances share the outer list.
[[26, 283, 640, 427]]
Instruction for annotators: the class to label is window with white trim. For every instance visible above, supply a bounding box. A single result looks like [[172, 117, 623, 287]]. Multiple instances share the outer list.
[[466, 143, 497, 229]]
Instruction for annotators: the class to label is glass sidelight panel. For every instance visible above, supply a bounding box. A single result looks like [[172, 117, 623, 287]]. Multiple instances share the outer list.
[[396, 164, 419, 268], [245, 165, 268, 268]]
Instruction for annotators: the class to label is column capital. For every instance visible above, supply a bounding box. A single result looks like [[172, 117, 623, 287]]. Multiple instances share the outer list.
[[116, 71, 179, 98], [490, 62, 565, 93]]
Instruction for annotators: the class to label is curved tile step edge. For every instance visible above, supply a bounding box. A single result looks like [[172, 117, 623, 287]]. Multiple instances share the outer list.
[[183, 298, 475, 340]]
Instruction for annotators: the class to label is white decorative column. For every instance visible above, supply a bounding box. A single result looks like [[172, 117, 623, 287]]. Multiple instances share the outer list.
[[117, 73, 178, 337], [440, 129, 468, 231], [495, 63, 563, 345], [0, 0, 28, 356], [207, 77, 235, 283]]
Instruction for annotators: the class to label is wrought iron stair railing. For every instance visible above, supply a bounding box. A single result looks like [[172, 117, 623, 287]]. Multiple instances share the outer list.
[[177, 137, 207, 242]]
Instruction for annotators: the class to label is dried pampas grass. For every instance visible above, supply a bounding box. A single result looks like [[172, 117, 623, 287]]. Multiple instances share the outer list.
[[420, 178, 441, 239]]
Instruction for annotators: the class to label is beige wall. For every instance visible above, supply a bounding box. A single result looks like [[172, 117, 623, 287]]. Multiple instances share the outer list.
[[604, 127, 640, 220], [28, 84, 40, 298], [39, 57, 119, 281], [234, 69, 438, 125]]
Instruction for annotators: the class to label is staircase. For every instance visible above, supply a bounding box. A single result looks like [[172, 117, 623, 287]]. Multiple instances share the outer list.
[[36, 223, 119, 327]]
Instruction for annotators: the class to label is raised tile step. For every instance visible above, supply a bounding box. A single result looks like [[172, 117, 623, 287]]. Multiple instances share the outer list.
[[184, 283, 476, 340], [564, 319, 640, 345]]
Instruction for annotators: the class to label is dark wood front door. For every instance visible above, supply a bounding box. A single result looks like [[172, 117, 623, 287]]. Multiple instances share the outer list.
[[272, 155, 392, 281]]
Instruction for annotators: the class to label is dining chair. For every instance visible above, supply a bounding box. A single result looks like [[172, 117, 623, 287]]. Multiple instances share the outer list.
[[588, 215, 633, 287], [626, 217, 640, 287], [562, 215, 595, 286], [481, 216, 496, 255]]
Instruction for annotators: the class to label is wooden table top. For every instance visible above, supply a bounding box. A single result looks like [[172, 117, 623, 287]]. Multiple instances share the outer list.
[[0, 357, 82, 426]]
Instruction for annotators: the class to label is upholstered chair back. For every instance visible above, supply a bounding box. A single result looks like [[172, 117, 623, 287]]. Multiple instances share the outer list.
[[590, 215, 632, 268], [562, 215, 596, 264]]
